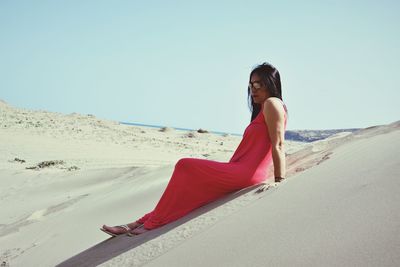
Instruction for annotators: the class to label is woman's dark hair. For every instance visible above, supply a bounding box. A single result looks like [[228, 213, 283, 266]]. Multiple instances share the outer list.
[[247, 62, 287, 121]]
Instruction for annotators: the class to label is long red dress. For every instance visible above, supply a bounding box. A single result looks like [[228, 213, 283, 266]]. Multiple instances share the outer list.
[[136, 101, 287, 230]]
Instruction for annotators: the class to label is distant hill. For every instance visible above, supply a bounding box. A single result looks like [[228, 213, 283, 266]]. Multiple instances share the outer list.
[[285, 129, 361, 142]]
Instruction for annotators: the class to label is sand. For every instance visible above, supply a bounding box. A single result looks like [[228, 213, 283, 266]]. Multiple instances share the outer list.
[[0, 99, 398, 266]]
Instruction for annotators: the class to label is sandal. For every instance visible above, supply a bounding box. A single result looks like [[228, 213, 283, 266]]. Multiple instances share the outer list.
[[127, 224, 148, 236], [100, 224, 142, 237]]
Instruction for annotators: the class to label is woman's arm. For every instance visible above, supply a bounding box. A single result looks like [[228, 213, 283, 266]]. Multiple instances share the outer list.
[[263, 98, 286, 181]]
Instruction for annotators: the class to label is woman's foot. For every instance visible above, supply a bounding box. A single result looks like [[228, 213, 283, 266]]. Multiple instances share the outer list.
[[128, 225, 149, 236], [101, 221, 143, 236]]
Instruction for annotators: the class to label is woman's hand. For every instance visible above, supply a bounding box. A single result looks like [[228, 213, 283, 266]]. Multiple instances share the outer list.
[[255, 182, 279, 193], [255, 177, 286, 193]]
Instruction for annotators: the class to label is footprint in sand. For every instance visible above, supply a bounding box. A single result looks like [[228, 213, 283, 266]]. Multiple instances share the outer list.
[[0, 194, 89, 238], [27, 209, 47, 221], [316, 151, 333, 165]]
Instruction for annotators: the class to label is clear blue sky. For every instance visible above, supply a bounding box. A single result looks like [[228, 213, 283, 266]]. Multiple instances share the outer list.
[[1, 0, 399, 134]]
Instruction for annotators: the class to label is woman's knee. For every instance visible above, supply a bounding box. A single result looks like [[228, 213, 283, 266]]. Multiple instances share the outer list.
[[175, 158, 189, 169]]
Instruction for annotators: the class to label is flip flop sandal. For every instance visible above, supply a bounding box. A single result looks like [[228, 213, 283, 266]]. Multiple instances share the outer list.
[[127, 224, 145, 236], [100, 224, 132, 237]]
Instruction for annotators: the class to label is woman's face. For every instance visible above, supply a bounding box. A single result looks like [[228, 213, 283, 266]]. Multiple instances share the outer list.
[[249, 73, 269, 104]]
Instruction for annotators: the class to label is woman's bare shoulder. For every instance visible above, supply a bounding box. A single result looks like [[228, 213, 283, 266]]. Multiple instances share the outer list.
[[263, 97, 285, 112]]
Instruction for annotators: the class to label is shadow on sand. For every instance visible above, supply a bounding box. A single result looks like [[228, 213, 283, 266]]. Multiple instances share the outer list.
[[56, 183, 267, 267]]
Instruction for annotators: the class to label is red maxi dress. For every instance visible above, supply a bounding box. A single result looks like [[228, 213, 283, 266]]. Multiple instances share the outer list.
[[136, 100, 287, 230]]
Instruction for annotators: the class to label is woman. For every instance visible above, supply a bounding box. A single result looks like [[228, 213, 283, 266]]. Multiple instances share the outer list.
[[101, 62, 288, 236]]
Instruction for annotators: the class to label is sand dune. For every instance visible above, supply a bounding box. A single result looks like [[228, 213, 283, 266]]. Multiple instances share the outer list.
[[140, 125, 400, 267], [1, 100, 398, 266], [56, 121, 399, 267]]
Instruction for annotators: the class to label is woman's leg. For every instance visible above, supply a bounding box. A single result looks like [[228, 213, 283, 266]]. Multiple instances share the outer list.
[[104, 158, 248, 235]]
